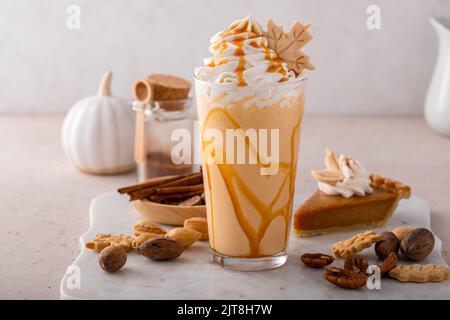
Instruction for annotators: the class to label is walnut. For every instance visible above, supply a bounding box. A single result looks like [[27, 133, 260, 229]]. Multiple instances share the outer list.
[[323, 267, 368, 289], [344, 254, 368, 273], [379, 252, 398, 275], [300, 253, 334, 268]]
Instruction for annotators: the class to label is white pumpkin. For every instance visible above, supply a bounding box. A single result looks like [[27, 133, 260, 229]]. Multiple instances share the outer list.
[[62, 71, 135, 174]]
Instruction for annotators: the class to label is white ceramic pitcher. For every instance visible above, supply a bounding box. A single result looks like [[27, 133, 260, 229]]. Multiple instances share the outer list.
[[425, 17, 450, 136]]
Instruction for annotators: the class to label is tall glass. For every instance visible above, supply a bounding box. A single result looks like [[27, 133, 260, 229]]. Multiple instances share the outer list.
[[194, 77, 306, 271]]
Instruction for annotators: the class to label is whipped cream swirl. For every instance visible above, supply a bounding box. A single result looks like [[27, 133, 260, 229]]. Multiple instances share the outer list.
[[317, 155, 373, 198], [194, 15, 296, 86]]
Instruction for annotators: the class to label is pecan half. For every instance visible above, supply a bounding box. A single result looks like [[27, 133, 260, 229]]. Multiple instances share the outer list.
[[344, 254, 369, 273], [300, 253, 335, 269], [379, 252, 398, 275], [324, 267, 368, 289]]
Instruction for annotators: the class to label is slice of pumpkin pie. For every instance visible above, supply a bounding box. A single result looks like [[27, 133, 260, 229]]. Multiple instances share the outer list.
[[294, 149, 411, 237]]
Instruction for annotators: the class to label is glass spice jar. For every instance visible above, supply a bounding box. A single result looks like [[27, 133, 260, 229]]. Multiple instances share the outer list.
[[132, 98, 200, 182]]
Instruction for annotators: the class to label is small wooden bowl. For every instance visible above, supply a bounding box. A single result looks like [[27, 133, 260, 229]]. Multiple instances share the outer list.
[[132, 199, 206, 226]]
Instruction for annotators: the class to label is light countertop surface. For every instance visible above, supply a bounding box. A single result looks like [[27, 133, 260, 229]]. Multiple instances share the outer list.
[[1, 115, 449, 299]]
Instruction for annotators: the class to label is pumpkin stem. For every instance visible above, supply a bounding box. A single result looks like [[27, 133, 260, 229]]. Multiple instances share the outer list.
[[97, 71, 112, 96]]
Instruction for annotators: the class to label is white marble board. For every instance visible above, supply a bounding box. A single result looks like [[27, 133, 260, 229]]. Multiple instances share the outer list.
[[60, 192, 450, 300]]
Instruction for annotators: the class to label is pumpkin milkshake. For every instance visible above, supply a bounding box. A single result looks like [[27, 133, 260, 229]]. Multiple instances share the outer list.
[[194, 15, 314, 270]]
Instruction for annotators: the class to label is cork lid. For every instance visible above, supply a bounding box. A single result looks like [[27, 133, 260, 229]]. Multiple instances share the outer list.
[[133, 74, 191, 109], [147, 74, 191, 101]]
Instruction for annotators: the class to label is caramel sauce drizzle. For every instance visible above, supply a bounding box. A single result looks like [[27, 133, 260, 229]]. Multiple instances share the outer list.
[[201, 105, 302, 257], [249, 41, 260, 49], [233, 41, 247, 86], [264, 45, 287, 78], [207, 58, 229, 68], [209, 18, 291, 85]]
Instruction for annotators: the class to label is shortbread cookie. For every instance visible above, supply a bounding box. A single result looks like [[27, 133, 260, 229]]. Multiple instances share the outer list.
[[85, 234, 133, 253], [388, 264, 450, 283], [265, 18, 315, 74], [134, 220, 166, 236], [333, 230, 383, 259]]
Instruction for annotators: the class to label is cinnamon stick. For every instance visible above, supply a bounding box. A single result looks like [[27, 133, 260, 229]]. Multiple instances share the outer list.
[[156, 173, 203, 188], [118, 174, 186, 194], [150, 190, 203, 203], [156, 183, 204, 195], [130, 173, 203, 201], [118, 172, 200, 200]]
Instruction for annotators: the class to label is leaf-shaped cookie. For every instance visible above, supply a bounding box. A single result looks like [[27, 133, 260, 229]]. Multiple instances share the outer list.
[[311, 169, 343, 184], [325, 148, 340, 171], [265, 19, 315, 74], [265, 19, 284, 51], [293, 54, 315, 75], [281, 21, 314, 73]]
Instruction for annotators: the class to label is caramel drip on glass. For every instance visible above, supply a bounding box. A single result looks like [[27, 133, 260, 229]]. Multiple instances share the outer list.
[[204, 164, 216, 248], [201, 106, 302, 257]]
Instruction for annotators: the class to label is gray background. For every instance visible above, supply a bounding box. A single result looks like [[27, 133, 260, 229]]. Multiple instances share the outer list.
[[0, 0, 448, 114]]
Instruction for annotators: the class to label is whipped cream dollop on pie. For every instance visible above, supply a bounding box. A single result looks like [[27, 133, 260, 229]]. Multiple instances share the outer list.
[[311, 149, 373, 198], [195, 15, 297, 86]]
